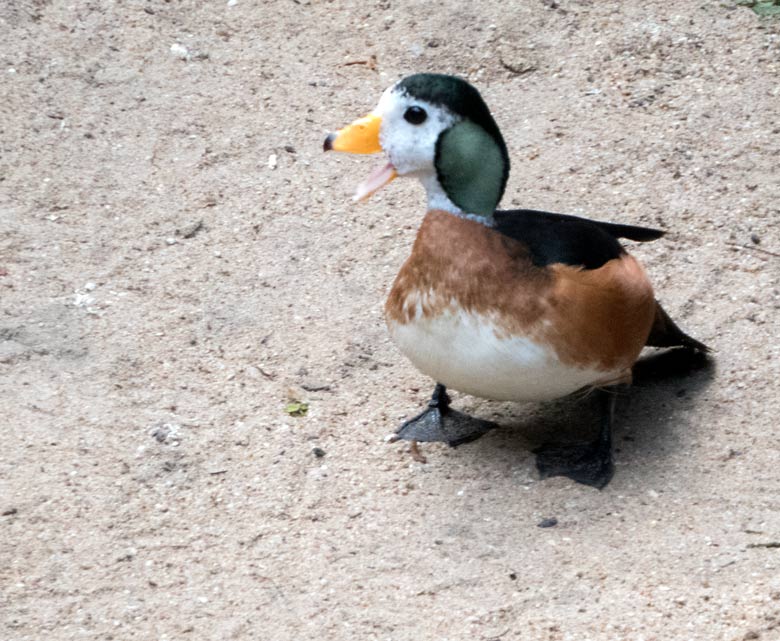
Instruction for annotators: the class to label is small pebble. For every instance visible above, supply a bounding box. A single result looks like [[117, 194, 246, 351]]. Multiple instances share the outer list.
[[750, 233, 761, 245], [268, 154, 278, 169], [301, 380, 331, 392], [537, 517, 558, 528], [150, 423, 180, 444], [170, 43, 189, 60], [312, 447, 326, 458]]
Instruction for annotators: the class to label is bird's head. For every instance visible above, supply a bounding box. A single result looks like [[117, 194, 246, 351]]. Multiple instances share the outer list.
[[324, 73, 509, 219]]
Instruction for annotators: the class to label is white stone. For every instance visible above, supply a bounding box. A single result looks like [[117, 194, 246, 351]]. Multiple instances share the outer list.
[[170, 43, 189, 60]]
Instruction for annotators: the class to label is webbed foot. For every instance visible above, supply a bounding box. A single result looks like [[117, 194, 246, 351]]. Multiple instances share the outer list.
[[534, 440, 614, 489], [389, 384, 498, 452], [534, 387, 620, 489], [392, 405, 498, 447]]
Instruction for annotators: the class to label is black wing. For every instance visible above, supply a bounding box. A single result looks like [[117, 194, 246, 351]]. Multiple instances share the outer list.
[[493, 208, 664, 270]]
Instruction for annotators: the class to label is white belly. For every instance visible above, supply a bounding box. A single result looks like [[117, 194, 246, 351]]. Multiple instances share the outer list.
[[387, 309, 615, 402]]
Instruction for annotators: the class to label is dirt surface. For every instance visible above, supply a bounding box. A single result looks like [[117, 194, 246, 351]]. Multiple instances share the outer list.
[[2, 1, 780, 639]]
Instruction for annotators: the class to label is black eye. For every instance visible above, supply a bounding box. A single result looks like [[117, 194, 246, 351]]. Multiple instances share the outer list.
[[403, 106, 427, 125]]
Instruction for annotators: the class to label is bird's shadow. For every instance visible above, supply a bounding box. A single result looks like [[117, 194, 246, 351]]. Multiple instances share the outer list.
[[461, 348, 716, 478]]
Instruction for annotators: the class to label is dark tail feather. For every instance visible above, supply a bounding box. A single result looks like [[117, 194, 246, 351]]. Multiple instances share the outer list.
[[646, 302, 710, 353], [597, 221, 665, 242]]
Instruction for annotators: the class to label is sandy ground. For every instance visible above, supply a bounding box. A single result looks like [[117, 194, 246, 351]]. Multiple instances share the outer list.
[[1, 1, 780, 639]]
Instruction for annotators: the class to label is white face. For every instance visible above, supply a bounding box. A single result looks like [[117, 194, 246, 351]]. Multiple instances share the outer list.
[[374, 84, 458, 178]]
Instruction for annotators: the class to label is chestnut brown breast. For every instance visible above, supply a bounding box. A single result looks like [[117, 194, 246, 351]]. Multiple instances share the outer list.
[[385, 210, 656, 373]]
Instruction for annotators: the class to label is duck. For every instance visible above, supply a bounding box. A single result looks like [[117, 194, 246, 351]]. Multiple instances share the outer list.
[[323, 73, 708, 488]]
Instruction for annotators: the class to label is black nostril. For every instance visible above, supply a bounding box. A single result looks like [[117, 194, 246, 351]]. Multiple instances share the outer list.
[[323, 133, 336, 152]]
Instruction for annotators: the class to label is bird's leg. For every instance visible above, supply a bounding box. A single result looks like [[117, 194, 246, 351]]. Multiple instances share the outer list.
[[389, 383, 498, 456], [534, 387, 620, 489], [408, 384, 448, 461]]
